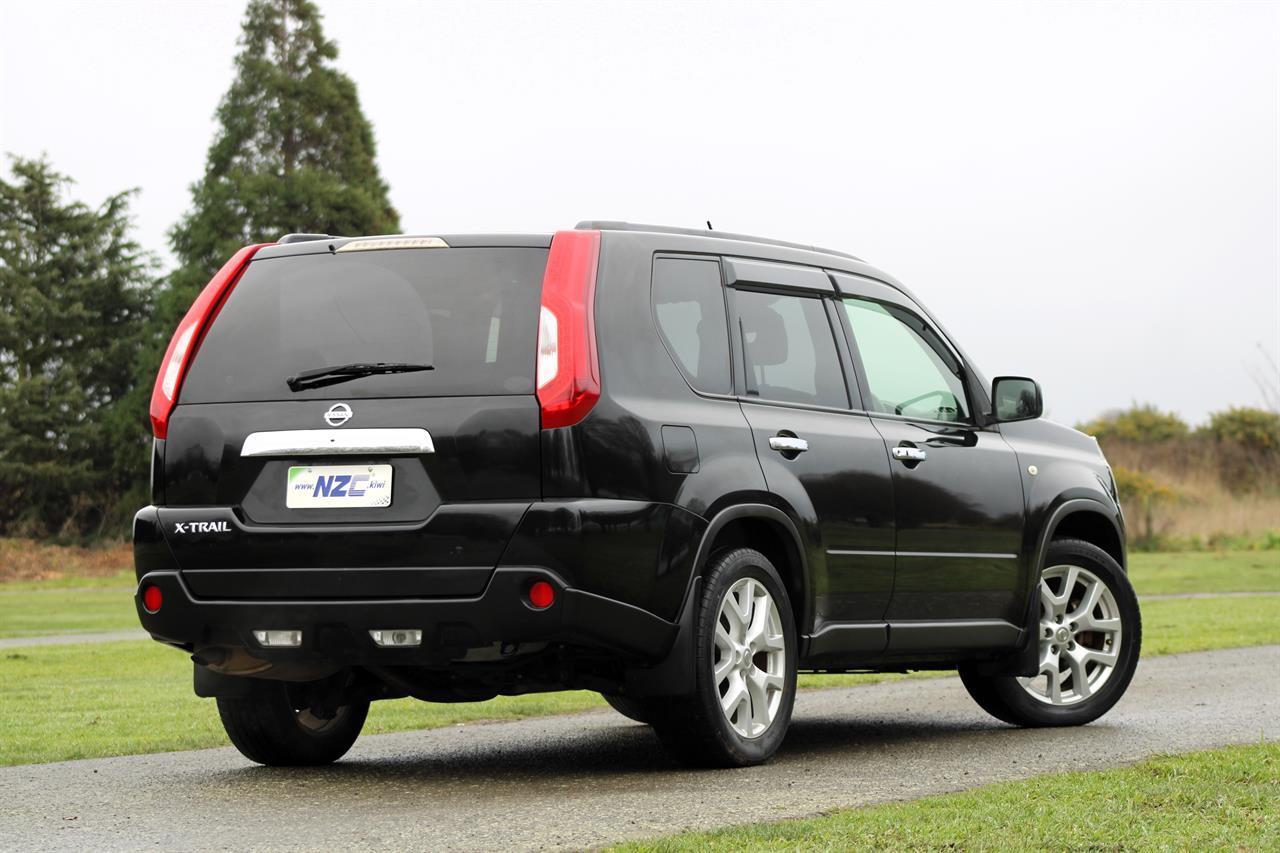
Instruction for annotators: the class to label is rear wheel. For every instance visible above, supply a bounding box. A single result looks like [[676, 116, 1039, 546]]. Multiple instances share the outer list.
[[217, 679, 369, 766], [960, 538, 1141, 727], [651, 548, 797, 767]]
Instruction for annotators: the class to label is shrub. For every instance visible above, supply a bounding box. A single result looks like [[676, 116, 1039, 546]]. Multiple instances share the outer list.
[[1201, 407, 1280, 455], [1076, 404, 1190, 443], [1112, 466, 1180, 546]]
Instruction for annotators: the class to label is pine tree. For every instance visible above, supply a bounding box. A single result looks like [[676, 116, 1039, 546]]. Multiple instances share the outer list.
[[163, 0, 400, 326], [0, 157, 154, 536]]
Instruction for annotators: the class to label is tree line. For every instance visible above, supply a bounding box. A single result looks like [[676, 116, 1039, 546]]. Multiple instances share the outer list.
[[0, 0, 397, 537]]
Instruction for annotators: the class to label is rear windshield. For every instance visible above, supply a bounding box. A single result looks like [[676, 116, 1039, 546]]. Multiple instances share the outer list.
[[181, 247, 547, 402]]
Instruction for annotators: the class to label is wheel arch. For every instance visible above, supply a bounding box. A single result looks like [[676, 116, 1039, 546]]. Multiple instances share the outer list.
[[690, 503, 811, 633], [1038, 499, 1126, 573]]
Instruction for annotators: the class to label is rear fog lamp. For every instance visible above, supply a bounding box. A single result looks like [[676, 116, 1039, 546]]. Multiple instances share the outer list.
[[370, 629, 423, 647], [253, 629, 303, 647], [141, 584, 163, 613], [527, 580, 556, 609]]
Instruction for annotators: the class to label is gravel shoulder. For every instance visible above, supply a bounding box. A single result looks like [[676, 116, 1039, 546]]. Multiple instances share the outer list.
[[0, 645, 1275, 851]]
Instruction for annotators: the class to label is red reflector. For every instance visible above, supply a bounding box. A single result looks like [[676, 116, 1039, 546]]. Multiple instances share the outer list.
[[535, 230, 601, 430], [528, 580, 555, 609], [141, 584, 163, 613], [149, 243, 273, 439]]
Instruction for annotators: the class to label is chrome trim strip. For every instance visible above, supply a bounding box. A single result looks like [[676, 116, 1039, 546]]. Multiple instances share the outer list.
[[897, 551, 1019, 559], [827, 549, 1018, 559], [240, 428, 435, 457]]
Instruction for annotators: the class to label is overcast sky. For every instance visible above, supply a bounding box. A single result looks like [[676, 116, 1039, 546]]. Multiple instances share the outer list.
[[2, 0, 1277, 426]]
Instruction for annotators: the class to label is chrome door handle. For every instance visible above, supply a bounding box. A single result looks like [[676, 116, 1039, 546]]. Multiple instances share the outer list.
[[892, 446, 927, 462], [769, 436, 809, 453]]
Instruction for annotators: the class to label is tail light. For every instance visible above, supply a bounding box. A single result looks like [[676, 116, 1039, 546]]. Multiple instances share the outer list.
[[536, 230, 601, 429], [149, 244, 272, 438]]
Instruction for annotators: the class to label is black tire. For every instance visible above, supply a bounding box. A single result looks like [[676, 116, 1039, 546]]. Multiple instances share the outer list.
[[601, 693, 664, 725], [650, 548, 798, 767], [960, 538, 1141, 727], [216, 679, 369, 766]]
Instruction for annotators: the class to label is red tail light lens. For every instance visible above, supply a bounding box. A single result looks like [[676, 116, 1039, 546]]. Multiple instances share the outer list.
[[536, 230, 601, 429], [141, 584, 163, 613], [149, 244, 272, 438], [527, 580, 555, 609]]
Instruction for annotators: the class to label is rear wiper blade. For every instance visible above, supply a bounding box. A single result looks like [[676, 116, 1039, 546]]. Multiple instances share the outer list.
[[286, 362, 434, 392]]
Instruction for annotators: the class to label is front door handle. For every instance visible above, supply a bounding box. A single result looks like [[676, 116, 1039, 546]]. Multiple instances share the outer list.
[[891, 446, 927, 462], [769, 435, 809, 454]]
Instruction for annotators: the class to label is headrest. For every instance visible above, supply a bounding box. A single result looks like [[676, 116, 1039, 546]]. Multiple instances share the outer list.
[[745, 306, 788, 366]]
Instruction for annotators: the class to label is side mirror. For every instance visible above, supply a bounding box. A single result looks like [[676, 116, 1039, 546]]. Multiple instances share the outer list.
[[991, 376, 1043, 422]]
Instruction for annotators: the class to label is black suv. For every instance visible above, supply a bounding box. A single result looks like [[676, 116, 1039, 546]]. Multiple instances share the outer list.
[[134, 223, 1140, 767]]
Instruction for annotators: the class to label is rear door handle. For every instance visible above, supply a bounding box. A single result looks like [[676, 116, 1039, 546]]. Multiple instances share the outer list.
[[891, 446, 927, 462], [769, 436, 809, 453]]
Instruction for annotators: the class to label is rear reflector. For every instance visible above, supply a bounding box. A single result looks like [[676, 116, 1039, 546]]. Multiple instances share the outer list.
[[253, 629, 303, 648], [149, 243, 273, 439], [528, 580, 556, 609], [536, 230, 601, 429], [369, 629, 423, 647], [141, 584, 162, 613]]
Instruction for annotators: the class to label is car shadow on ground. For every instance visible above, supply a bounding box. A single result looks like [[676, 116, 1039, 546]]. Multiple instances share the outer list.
[[198, 714, 1019, 791]]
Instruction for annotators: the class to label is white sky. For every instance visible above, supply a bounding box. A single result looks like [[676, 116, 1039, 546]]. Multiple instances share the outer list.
[[2, 0, 1277, 426]]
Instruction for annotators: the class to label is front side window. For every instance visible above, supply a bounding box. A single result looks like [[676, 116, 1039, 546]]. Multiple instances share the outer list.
[[842, 298, 970, 422], [736, 290, 847, 408], [652, 258, 732, 394]]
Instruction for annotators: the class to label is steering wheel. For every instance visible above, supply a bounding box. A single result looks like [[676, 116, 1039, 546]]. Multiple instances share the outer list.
[[894, 389, 959, 419]]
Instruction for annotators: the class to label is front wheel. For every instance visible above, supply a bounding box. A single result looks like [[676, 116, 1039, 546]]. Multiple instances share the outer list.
[[217, 679, 369, 766], [651, 548, 798, 767], [960, 538, 1141, 727]]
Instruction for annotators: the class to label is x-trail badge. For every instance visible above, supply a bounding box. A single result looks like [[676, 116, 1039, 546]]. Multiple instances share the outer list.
[[324, 403, 353, 427]]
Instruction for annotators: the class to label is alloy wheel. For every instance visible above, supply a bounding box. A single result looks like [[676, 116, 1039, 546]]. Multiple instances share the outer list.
[[713, 577, 787, 738], [1018, 563, 1123, 705]]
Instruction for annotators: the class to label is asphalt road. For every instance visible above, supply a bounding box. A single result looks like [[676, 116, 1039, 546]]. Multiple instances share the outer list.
[[2, 645, 1275, 851]]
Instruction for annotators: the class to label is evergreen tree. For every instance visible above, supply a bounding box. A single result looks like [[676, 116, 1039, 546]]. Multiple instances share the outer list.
[[0, 157, 154, 536], [163, 0, 399, 327]]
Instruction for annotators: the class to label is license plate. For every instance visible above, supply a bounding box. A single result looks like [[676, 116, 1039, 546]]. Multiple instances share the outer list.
[[286, 464, 393, 509]]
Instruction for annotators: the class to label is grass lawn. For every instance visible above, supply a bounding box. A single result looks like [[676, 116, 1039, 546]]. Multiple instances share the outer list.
[[614, 743, 1280, 851], [1, 595, 1275, 767], [1127, 550, 1279, 595], [0, 586, 139, 637], [2, 550, 1275, 639]]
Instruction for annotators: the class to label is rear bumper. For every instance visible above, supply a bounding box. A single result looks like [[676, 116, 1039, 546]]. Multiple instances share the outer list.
[[134, 566, 678, 664]]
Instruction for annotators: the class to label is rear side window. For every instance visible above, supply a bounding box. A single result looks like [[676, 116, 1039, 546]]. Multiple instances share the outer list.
[[652, 258, 731, 395], [735, 290, 848, 409], [181, 248, 547, 402]]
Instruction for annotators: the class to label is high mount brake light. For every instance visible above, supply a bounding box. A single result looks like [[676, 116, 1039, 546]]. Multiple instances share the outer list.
[[149, 244, 273, 439], [536, 230, 601, 430]]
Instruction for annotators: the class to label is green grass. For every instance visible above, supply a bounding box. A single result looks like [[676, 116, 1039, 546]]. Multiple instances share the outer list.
[[0, 586, 138, 637], [2, 550, 1275, 639], [1128, 550, 1280, 595], [1, 595, 1275, 768], [616, 743, 1280, 851], [0, 640, 611, 767], [1139, 595, 1279, 655]]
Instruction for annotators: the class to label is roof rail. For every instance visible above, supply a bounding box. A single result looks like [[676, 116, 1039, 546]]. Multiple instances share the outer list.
[[277, 233, 337, 244], [575, 221, 862, 262]]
